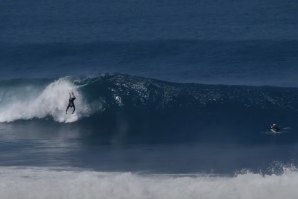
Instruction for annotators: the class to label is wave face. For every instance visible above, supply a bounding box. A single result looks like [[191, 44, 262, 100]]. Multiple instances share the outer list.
[[1, 74, 298, 144], [0, 166, 298, 199]]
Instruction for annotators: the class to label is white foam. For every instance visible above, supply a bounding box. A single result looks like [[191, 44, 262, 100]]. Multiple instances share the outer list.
[[0, 78, 90, 123], [0, 166, 298, 199]]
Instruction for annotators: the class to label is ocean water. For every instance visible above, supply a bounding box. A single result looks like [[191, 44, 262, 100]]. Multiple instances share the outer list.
[[1, 0, 298, 198]]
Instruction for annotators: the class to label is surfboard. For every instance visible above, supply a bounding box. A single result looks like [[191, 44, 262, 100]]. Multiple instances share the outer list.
[[270, 128, 280, 134]]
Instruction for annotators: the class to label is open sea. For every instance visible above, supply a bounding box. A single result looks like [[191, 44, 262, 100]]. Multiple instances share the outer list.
[[1, 0, 298, 198]]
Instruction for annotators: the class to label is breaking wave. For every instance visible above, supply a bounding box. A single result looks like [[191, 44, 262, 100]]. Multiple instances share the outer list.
[[0, 78, 90, 123], [1, 74, 298, 144]]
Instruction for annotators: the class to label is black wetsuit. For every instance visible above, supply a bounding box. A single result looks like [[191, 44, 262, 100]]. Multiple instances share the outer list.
[[66, 97, 76, 114], [272, 126, 280, 132]]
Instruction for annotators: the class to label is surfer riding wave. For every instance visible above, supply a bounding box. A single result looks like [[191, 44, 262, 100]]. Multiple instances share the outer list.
[[66, 92, 76, 114]]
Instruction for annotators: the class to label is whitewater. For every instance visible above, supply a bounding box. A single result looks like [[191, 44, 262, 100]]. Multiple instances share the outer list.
[[0, 166, 298, 199], [0, 78, 91, 123]]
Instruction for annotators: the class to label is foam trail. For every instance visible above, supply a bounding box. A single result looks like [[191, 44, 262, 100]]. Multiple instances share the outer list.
[[0, 78, 90, 123], [0, 167, 298, 199]]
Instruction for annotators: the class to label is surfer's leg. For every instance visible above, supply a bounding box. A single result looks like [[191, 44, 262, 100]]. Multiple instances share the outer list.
[[72, 105, 75, 114], [66, 105, 70, 113]]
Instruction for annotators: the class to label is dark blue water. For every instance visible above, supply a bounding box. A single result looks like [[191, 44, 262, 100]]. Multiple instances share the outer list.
[[1, 40, 298, 86], [1, 0, 298, 86], [1, 0, 298, 198]]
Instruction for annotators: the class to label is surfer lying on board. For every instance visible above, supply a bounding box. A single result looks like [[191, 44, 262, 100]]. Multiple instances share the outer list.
[[270, 123, 280, 133], [66, 92, 76, 114]]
